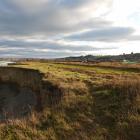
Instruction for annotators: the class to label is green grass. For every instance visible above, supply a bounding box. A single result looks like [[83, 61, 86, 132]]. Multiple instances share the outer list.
[[50, 62, 140, 74], [13, 62, 90, 80]]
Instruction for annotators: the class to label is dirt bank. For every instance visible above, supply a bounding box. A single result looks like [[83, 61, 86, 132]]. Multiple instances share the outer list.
[[0, 67, 44, 120]]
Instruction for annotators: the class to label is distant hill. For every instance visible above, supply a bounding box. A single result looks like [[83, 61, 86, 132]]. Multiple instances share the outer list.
[[57, 53, 140, 62], [0, 53, 140, 63]]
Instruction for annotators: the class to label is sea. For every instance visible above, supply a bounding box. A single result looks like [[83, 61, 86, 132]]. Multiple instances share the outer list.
[[0, 61, 15, 66]]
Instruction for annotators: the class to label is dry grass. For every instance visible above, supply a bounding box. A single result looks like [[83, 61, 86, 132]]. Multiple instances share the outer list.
[[0, 61, 139, 140]]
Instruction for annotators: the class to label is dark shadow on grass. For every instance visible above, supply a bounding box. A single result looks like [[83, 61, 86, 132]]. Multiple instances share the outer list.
[[42, 80, 64, 107]]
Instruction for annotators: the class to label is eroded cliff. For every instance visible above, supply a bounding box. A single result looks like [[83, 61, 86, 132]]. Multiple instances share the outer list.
[[0, 67, 44, 120]]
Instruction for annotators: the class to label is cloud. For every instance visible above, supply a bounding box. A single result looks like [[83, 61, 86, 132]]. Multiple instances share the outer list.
[[0, 38, 117, 58], [0, 0, 139, 58], [0, 0, 112, 37], [65, 27, 140, 42]]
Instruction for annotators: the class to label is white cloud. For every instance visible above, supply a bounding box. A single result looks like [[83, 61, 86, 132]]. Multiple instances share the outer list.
[[106, 0, 140, 28]]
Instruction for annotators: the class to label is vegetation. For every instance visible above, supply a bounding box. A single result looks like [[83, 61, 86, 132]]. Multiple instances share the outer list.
[[0, 61, 140, 140], [57, 53, 140, 62]]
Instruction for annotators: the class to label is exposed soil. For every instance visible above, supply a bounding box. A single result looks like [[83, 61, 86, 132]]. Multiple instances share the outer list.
[[0, 67, 43, 120], [0, 82, 36, 120], [0, 67, 64, 120]]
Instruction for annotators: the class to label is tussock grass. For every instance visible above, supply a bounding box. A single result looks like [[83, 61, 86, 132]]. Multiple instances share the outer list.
[[1, 61, 139, 140]]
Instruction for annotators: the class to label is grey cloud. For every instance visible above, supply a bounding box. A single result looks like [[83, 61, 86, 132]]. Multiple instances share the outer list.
[[127, 35, 140, 41], [0, 46, 82, 58], [0, 0, 111, 36], [65, 27, 137, 42], [58, 0, 97, 9], [0, 39, 117, 58], [0, 39, 115, 52]]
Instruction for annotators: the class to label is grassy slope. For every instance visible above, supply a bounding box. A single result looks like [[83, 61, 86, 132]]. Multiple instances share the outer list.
[[0, 61, 140, 140]]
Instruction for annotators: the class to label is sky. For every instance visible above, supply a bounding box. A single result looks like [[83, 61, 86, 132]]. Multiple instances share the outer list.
[[0, 0, 140, 58]]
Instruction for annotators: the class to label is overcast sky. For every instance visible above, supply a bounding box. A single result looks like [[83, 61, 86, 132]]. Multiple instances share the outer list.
[[0, 0, 140, 58]]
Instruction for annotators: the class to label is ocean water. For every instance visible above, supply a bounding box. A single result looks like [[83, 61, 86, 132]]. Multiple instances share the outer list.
[[0, 61, 15, 66]]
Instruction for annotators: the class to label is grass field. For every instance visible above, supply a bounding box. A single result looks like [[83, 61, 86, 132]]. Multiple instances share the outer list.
[[0, 61, 140, 140]]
